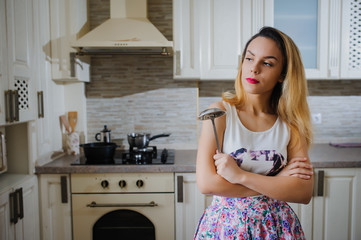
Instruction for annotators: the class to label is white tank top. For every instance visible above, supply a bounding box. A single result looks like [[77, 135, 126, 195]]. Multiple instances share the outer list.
[[222, 102, 290, 176]]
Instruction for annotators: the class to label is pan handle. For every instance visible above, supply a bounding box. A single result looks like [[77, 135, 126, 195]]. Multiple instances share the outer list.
[[149, 133, 171, 141]]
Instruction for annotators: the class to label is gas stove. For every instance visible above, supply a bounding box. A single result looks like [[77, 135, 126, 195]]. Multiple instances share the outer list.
[[72, 147, 174, 165]]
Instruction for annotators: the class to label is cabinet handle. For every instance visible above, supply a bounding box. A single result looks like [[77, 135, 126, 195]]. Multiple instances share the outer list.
[[177, 175, 184, 203], [60, 176, 68, 203], [317, 170, 325, 197], [37, 91, 44, 118], [4, 90, 12, 122], [13, 90, 19, 122], [70, 52, 76, 77], [9, 191, 18, 224], [16, 188, 24, 220], [175, 51, 181, 75]]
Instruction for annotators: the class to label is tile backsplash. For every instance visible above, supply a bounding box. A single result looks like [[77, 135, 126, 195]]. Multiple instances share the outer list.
[[86, 0, 361, 149]]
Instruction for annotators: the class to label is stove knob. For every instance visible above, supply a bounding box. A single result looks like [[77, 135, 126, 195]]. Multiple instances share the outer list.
[[119, 180, 127, 188], [136, 180, 144, 188], [101, 180, 109, 189]]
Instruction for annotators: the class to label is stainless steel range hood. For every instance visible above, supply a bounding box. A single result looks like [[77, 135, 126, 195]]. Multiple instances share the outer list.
[[72, 0, 173, 56]]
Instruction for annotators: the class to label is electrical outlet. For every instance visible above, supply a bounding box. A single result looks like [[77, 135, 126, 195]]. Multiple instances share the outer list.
[[311, 113, 322, 124]]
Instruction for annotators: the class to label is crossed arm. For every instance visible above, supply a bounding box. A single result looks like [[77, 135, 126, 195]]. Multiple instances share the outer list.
[[196, 104, 314, 204]]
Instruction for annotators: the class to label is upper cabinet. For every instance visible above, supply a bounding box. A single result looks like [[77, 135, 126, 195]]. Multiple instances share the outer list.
[[49, 0, 90, 83], [0, 0, 37, 124], [272, 0, 328, 79], [173, 0, 361, 80], [339, 0, 361, 79], [0, 0, 8, 125], [173, 0, 201, 79]]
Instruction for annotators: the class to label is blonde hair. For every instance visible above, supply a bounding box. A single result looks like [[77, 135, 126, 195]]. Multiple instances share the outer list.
[[223, 27, 313, 148]]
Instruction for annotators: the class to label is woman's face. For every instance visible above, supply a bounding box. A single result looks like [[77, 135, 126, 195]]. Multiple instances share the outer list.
[[241, 36, 284, 96]]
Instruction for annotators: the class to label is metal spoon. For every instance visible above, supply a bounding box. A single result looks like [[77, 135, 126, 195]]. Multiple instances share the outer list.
[[198, 108, 226, 152]]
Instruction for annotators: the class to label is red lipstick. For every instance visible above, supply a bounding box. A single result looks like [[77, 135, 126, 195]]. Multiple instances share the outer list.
[[246, 78, 259, 84]]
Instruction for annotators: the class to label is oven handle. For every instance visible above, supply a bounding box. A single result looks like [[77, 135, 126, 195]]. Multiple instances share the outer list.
[[86, 201, 158, 208]]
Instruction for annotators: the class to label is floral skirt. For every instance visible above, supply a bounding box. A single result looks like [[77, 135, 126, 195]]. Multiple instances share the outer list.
[[194, 195, 305, 240]]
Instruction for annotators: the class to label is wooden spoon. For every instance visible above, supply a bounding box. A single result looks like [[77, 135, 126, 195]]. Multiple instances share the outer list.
[[60, 115, 70, 133], [68, 112, 78, 133]]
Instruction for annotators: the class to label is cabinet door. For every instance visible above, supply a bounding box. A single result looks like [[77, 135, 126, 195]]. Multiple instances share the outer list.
[[173, 0, 201, 79], [340, 0, 361, 79], [39, 174, 72, 240], [0, 0, 8, 125], [272, 0, 328, 79], [13, 175, 40, 240], [49, 0, 90, 82], [287, 200, 313, 240], [34, 0, 55, 159], [5, 0, 36, 122], [175, 173, 211, 240], [0, 188, 13, 240], [200, 0, 242, 80], [313, 169, 361, 240]]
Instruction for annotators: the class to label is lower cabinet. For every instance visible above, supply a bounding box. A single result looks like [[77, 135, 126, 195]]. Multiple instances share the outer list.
[[175, 173, 212, 240], [38, 174, 72, 240], [176, 169, 361, 240], [0, 174, 39, 240], [312, 168, 361, 240]]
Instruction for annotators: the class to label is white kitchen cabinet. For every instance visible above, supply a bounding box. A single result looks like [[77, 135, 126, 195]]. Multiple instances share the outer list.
[[173, 0, 361, 80], [2, 0, 37, 123], [49, 0, 90, 83], [287, 200, 313, 239], [272, 0, 329, 79], [0, 174, 40, 240], [175, 173, 212, 240], [173, 0, 273, 80], [33, 0, 65, 162], [38, 174, 72, 240], [173, 0, 201, 79], [0, 187, 12, 240], [339, 0, 361, 79], [312, 168, 361, 240], [0, 0, 8, 125]]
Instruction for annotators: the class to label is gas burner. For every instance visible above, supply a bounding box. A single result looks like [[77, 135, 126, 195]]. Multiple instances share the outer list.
[[71, 148, 174, 165]]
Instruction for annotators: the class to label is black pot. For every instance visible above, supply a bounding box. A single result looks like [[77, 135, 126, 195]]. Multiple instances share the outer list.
[[80, 142, 118, 164]]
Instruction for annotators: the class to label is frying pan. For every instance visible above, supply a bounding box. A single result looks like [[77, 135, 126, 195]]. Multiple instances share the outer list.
[[127, 133, 170, 149]]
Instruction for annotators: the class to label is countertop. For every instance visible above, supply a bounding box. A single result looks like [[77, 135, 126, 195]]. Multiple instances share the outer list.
[[35, 144, 361, 174]]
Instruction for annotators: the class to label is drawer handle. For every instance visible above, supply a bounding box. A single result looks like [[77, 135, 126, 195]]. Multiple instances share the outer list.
[[317, 170, 325, 197], [175, 51, 181, 75], [13, 90, 19, 122], [37, 91, 44, 118], [86, 201, 158, 208], [9, 191, 17, 223], [60, 176, 68, 203], [177, 175, 184, 203], [16, 188, 24, 220]]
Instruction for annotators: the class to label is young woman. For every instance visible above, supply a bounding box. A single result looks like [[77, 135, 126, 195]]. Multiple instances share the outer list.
[[194, 27, 314, 239]]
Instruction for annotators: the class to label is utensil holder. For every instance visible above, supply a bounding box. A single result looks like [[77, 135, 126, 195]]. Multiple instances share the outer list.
[[66, 132, 80, 155]]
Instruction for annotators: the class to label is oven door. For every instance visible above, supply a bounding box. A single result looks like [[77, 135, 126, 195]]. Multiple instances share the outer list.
[[72, 193, 174, 240]]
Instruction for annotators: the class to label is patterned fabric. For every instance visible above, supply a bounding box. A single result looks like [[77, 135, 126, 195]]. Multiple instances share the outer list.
[[194, 195, 305, 240], [229, 148, 286, 176]]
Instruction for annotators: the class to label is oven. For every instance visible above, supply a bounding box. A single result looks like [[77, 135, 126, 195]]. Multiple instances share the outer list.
[[71, 173, 175, 240]]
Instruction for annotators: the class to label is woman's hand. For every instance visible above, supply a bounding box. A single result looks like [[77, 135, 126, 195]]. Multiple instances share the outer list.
[[214, 151, 244, 184], [278, 157, 313, 180]]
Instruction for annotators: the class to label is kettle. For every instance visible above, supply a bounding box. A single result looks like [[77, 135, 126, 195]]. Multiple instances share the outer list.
[[95, 125, 111, 143]]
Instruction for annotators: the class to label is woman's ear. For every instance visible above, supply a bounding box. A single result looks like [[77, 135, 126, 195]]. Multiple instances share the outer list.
[[278, 74, 286, 83]]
